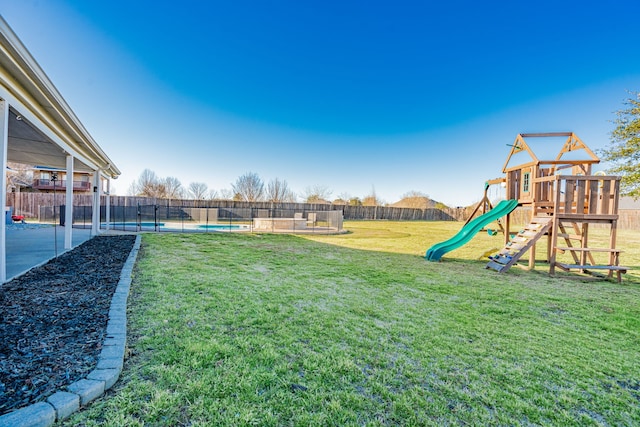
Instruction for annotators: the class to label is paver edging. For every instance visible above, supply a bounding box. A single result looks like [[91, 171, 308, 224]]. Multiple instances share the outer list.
[[0, 234, 141, 427]]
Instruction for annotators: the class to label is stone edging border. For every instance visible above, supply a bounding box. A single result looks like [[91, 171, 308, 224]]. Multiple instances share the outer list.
[[0, 235, 142, 427]]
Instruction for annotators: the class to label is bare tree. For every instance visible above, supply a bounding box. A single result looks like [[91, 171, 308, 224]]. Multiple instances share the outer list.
[[126, 180, 138, 196], [131, 169, 166, 198], [188, 182, 209, 200], [137, 169, 158, 194], [266, 178, 296, 203], [232, 172, 265, 202], [218, 188, 234, 200], [163, 176, 184, 200], [302, 185, 332, 204], [207, 189, 219, 200]]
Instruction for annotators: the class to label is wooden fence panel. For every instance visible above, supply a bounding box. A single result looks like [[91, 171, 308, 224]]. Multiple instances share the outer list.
[[7, 193, 638, 229]]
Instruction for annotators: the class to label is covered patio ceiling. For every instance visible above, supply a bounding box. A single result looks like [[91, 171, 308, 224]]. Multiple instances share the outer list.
[[7, 106, 97, 172]]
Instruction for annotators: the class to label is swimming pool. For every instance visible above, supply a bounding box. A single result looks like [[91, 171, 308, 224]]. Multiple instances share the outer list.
[[196, 224, 249, 230], [101, 222, 249, 231], [103, 222, 164, 227]]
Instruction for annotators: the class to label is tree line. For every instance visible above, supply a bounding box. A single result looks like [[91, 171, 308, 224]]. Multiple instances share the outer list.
[[129, 170, 296, 203], [127, 169, 440, 207]]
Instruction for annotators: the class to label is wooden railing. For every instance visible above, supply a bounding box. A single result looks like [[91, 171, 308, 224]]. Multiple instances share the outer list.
[[32, 179, 92, 191], [532, 175, 620, 218]]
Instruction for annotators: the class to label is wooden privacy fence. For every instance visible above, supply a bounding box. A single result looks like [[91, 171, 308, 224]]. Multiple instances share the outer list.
[[7, 194, 463, 222], [7, 193, 638, 229], [344, 205, 460, 221]]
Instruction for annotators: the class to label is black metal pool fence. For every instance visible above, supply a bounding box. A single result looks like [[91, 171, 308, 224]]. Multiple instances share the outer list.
[[50, 205, 344, 234]]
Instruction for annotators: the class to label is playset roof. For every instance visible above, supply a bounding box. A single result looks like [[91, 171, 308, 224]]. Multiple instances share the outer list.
[[501, 132, 600, 173]]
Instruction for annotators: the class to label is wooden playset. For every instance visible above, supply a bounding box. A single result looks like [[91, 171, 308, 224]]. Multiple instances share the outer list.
[[483, 132, 628, 282]]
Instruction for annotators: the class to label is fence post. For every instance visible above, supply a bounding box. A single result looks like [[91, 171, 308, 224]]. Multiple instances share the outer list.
[[154, 205, 158, 231]]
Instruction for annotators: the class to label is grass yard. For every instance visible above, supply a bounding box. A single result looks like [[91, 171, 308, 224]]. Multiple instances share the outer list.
[[65, 221, 640, 426]]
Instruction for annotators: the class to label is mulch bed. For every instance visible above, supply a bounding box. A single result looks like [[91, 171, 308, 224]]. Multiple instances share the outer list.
[[0, 235, 136, 416]]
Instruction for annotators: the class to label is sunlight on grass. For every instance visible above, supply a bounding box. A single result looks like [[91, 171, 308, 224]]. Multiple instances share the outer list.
[[65, 222, 640, 426]]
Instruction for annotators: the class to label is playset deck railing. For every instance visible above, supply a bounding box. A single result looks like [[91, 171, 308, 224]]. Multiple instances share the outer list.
[[532, 175, 620, 219]]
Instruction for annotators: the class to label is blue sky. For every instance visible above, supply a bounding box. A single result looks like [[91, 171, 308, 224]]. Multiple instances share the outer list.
[[1, 0, 639, 206]]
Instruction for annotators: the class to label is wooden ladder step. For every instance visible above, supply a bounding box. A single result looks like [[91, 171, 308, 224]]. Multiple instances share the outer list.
[[486, 260, 509, 272], [521, 230, 540, 237], [557, 233, 582, 240], [508, 244, 526, 251], [491, 254, 513, 264], [557, 263, 628, 271]]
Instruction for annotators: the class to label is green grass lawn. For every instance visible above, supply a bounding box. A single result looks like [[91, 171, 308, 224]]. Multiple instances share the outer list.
[[65, 221, 640, 426]]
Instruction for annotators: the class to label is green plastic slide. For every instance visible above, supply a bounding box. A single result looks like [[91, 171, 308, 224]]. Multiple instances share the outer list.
[[425, 199, 518, 261]]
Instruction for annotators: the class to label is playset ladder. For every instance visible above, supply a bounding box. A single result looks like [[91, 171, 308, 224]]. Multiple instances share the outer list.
[[549, 218, 629, 283], [555, 222, 595, 265], [486, 216, 552, 273]]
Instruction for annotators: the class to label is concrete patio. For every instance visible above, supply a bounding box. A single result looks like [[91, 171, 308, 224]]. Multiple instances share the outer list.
[[5, 225, 93, 281]]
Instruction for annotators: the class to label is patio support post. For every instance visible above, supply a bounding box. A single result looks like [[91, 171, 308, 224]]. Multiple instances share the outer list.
[[0, 100, 8, 283], [105, 179, 111, 230], [91, 171, 100, 236], [64, 154, 74, 249]]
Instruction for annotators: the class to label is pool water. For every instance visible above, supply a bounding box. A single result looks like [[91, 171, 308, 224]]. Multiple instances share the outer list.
[[104, 222, 164, 227], [101, 222, 249, 231], [196, 224, 248, 230]]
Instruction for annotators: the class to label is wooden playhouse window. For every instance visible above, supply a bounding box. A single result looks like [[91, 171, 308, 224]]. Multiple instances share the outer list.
[[522, 172, 530, 193]]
